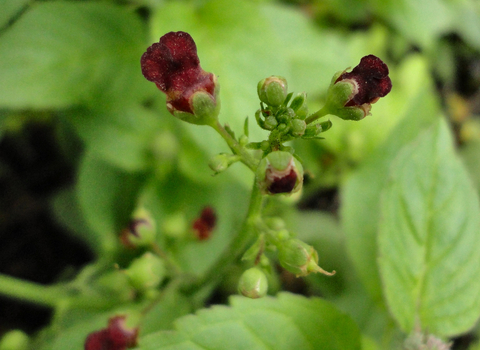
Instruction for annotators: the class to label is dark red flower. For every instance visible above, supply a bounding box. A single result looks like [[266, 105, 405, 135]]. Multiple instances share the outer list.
[[140, 31, 217, 118], [266, 167, 298, 194], [192, 206, 217, 241], [335, 55, 392, 107], [84, 316, 138, 350]]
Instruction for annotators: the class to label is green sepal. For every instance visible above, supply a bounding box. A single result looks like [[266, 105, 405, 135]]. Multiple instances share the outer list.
[[190, 90, 221, 125], [290, 92, 308, 119]]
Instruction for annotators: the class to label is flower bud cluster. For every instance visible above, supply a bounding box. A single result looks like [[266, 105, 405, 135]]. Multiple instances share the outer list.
[[254, 77, 328, 148]]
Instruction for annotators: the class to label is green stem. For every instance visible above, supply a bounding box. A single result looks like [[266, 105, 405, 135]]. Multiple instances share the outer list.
[[0, 273, 121, 309], [305, 105, 330, 125], [0, 273, 69, 308], [182, 182, 264, 295], [211, 121, 258, 171]]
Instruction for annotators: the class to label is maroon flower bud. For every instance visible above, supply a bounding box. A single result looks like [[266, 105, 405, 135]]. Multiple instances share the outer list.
[[256, 151, 303, 195], [192, 206, 217, 241], [335, 55, 392, 108], [84, 315, 138, 350], [119, 208, 156, 249], [141, 31, 220, 125]]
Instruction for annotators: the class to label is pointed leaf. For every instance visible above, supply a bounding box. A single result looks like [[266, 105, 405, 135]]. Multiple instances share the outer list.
[[138, 293, 360, 350], [342, 55, 441, 301], [378, 119, 480, 336]]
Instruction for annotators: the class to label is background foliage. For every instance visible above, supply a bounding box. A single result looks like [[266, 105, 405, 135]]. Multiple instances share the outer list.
[[1, 0, 480, 349]]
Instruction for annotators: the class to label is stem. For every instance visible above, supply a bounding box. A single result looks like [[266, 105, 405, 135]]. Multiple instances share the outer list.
[[0, 273, 69, 308], [0, 273, 122, 309], [182, 181, 264, 295], [305, 105, 330, 124], [211, 121, 258, 171]]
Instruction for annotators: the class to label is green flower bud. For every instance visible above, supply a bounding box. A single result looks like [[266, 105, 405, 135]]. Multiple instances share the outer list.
[[0, 330, 29, 350], [303, 120, 333, 138], [208, 153, 240, 174], [120, 208, 156, 249], [257, 76, 288, 107], [125, 253, 166, 292], [291, 119, 306, 137], [290, 92, 308, 119], [238, 267, 268, 299], [256, 151, 303, 195], [277, 239, 335, 277], [264, 116, 278, 130]]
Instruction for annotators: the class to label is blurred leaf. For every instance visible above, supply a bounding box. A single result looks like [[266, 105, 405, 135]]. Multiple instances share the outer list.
[[0, 2, 149, 109], [65, 104, 162, 171], [140, 288, 193, 335], [52, 188, 100, 253], [138, 293, 361, 350], [378, 118, 480, 337], [77, 151, 144, 254], [447, 0, 480, 50], [139, 173, 251, 276], [460, 139, 480, 192], [368, 0, 450, 50], [0, 0, 30, 30], [342, 55, 441, 302]]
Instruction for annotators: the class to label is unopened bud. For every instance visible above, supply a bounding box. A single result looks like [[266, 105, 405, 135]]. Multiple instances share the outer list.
[[208, 153, 239, 174], [257, 76, 288, 107], [125, 252, 166, 292], [238, 267, 268, 299], [291, 119, 306, 137], [303, 120, 333, 138], [277, 239, 335, 277]]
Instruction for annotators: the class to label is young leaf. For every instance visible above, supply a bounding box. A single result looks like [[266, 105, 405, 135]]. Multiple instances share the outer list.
[[138, 293, 361, 350], [378, 119, 480, 337]]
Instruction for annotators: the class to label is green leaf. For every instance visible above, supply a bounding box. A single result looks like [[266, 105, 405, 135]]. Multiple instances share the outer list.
[[137, 293, 361, 350], [368, 0, 450, 50], [0, 0, 29, 30], [342, 55, 441, 302], [65, 104, 163, 171], [460, 139, 480, 193], [0, 2, 149, 109], [77, 152, 144, 254], [378, 118, 480, 337]]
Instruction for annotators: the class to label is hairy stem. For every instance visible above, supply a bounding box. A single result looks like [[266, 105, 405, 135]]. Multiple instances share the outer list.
[[211, 121, 258, 171]]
